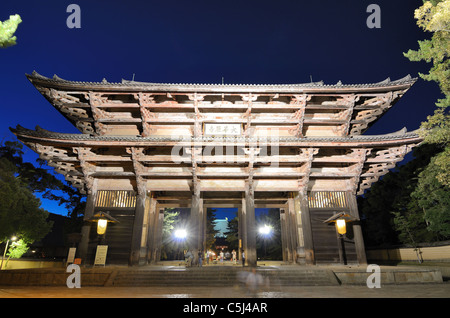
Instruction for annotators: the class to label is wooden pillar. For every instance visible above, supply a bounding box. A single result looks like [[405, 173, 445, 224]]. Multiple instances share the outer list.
[[237, 206, 243, 262], [279, 207, 289, 262], [203, 202, 207, 254], [146, 196, 159, 264], [242, 146, 258, 267], [190, 188, 203, 265], [347, 192, 367, 265], [244, 182, 257, 267], [299, 192, 315, 265], [78, 179, 98, 262], [287, 198, 296, 262], [293, 193, 306, 264], [152, 208, 165, 264], [240, 197, 247, 264], [129, 180, 147, 266]]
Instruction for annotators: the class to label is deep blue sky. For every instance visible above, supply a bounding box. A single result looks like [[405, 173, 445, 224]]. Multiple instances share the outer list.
[[0, 0, 442, 216]]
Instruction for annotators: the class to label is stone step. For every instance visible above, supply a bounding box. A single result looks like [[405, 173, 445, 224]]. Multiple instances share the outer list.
[[111, 268, 339, 286]]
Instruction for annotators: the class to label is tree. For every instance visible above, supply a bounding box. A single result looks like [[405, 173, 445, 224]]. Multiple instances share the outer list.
[[404, 0, 450, 187], [224, 215, 239, 252], [0, 141, 85, 219], [359, 144, 443, 246], [206, 208, 219, 251], [411, 155, 450, 237], [405, 0, 450, 109], [0, 140, 89, 260], [0, 155, 53, 255], [4, 239, 29, 268], [160, 208, 184, 260], [0, 14, 21, 48], [393, 0, 450, 244]]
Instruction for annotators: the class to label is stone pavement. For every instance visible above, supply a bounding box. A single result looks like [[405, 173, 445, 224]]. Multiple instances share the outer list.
[[0, 282, 449, 298]]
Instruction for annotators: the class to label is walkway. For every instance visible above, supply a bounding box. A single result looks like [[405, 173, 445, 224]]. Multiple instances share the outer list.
[[0, 282, 450, 298]]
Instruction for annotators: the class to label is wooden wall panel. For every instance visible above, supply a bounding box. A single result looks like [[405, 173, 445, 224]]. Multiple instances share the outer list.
[[86, 209, 135, 265], [310, 209, 357, 264]]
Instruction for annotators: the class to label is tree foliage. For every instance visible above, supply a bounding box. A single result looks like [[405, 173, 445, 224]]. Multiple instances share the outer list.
[[0, 141, 85, 219], [364, 0, 450, 246], [160, 208, 185, 260], [405, 0, 450, 109], [0, 14, 21, 48], [0, 140, 87, 260], [0, 151, 53, 246], [412, 154, 450, 237], [205, 208, 219, 250], [225, 216, 239, 252], [404, 0, 450, 188], [359, 144, 444, 246]]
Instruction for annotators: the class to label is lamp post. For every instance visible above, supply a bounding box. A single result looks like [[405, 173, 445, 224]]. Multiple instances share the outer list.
[[1, 236, 17, 270], [336, 219, 348, 265], [258, 224, 273, 259], [323, 212, 357, 265], [173, 227, 190, 264], [85, 212, 119, 266]]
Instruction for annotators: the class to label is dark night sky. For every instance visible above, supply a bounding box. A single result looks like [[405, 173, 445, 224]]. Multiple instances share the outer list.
[[0, 0, 442, 217]]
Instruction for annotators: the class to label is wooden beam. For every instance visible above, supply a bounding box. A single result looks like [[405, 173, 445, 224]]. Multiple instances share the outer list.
[[347, 192, 367, 265], [127, 146, 148, 266]]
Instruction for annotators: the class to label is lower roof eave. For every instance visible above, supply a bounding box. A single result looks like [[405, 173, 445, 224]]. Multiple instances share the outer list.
[[10, 125, 423, 148]]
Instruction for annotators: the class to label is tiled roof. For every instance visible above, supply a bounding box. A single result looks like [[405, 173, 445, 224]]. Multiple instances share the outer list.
[[26, 71, 417, 93], [10, 125, 421, 143]]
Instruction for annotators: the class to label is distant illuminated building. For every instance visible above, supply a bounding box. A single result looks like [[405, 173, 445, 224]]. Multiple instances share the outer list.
[[214, 218, 229, 238]]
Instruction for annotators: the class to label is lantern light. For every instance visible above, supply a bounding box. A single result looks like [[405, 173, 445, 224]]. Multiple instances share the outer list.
[[336, 219, 347, 235], [97, 219, 108, 235], [86, 211, 119, 236]]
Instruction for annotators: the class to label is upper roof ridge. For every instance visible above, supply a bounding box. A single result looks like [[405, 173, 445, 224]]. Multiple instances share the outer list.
[[27, 71, 417, 90]]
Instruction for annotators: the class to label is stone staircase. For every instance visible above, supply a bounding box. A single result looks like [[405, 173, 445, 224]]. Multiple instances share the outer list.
[[108, 266, 340, 287]]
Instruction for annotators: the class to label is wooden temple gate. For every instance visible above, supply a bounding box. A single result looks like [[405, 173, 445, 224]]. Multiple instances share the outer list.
[[12, 71, 422, 266]]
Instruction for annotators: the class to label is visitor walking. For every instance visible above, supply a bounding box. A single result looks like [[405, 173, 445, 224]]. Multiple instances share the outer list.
[[241, 250, 245, 266], [185, 250, 193, 267], [232, 249, 237, 264], [198, 250, 203, 267], [245, 267, 264, 296]]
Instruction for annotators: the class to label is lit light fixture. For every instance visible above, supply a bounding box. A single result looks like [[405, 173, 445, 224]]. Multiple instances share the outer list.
[[87, 211, 119, 235], [323, 212, 359, 265], [323, 212, 357, 235], [336, 219, 346, 235], [1, 235, 18, 270], [97, 219, 108, 235], [259, 224, 272, 236], [174, 228, 187, 240]]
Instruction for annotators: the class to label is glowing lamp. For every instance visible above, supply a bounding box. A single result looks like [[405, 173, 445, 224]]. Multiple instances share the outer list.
[[259, 225, 272, 236], [336, 219, 346, 235], [174, 229, 187, 240], [87, 211, 118, 236], [97, 219, 108, 235]]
